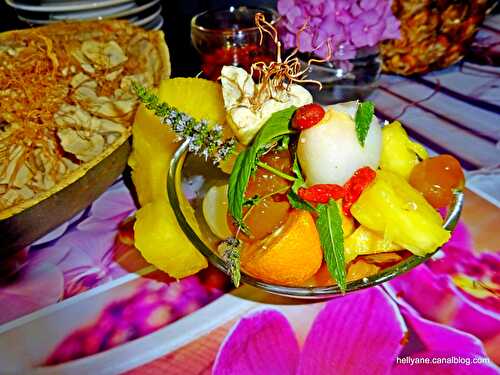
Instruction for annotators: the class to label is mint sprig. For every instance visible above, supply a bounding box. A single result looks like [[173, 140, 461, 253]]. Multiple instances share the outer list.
[[355, 101, 374, 147], [220, 237, 242, 287], [316, 199, 346, 292], [133, 82, 236, 163]]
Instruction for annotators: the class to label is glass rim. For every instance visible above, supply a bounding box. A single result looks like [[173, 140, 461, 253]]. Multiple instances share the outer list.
[[190, 6, 280, 35], [168, 140, 464, 299]]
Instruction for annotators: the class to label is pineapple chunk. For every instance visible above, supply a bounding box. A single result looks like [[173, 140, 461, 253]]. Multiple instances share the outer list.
[[380, 121, 428, 179], [351, 170, 450, 256], [344, 225, 402, 264]]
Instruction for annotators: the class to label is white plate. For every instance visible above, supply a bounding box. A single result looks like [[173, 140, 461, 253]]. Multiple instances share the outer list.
[[143, 14, 163, 30], [5, 0, 135, 12], [51, 0, 159, 20], [16, 0, 161, 25], [51, 2, 135, 20], [132, 4, 161, 27], [151, 15, 163, 30]]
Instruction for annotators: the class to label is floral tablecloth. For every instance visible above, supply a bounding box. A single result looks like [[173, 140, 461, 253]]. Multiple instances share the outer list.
[[0, 16, 499, 375]]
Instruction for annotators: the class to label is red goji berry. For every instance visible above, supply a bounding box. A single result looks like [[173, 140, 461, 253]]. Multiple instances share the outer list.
[[298, 184, 345, 204], [342, 167, 376, 216], [292, 103, 325, 130]]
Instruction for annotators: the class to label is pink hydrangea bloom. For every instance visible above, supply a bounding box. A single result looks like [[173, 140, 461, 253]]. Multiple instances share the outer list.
[[278, 0, 400, 60]]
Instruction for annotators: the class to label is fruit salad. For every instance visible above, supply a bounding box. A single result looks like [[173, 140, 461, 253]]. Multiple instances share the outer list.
[[200, 76, 464, 291], [131, 13, 464, 291]]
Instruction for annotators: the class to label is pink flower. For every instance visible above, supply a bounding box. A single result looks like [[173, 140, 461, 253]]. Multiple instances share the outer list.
[[278, 0, 400, 60], [213, 287, 497, 374], [388, 221, 500, 363]]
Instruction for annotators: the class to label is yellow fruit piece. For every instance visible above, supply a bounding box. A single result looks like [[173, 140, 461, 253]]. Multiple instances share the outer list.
[[380, 121, 428, 180], [202, 184, 232, 239], [351, 170, 450, 256], [339, 199, 355, 237], [241, 209, 323, 285], [347, 260, 380, 282], [363, 252, 403, 264], [129, 77, 227, 278], [344, 225, 402, 264], [159, 77, 226, 126], [134, 201, 206, 278]]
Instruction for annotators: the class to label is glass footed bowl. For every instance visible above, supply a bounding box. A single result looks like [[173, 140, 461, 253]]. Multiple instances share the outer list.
[[168, 140, 464, 299]]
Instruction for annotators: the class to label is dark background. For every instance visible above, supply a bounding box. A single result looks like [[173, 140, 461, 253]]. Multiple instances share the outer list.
[[0, 0, 276, 76]]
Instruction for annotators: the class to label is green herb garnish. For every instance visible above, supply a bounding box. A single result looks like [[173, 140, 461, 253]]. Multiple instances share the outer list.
[[228, 106, 297, 228], [287, 156, 316, 212], [287, 190, 316, 212], [291, 156, 305, 193], [243, 195, 261, 207], [316, 199, 346, 293], [354, 101, 375, 147], [220, 237, 242, 287], [133, 82, 236, 163]]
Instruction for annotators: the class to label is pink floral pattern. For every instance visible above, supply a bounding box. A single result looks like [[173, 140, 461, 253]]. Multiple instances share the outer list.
[[46, 276, 223, 365], [214, 288, 498, 374], [0, 179, 137, 324]]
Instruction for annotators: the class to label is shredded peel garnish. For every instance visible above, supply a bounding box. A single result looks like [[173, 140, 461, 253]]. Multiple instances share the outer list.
[[250, 12, 333, 107]]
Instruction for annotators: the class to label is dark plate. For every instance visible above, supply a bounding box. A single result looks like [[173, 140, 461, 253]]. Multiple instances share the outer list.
[[0, 136, 131, 262]]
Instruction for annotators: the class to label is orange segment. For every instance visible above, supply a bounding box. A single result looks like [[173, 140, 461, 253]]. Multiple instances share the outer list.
[[241, 209, 323, 285]]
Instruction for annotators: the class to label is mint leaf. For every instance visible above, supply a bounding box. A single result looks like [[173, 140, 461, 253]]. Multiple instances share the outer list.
[[228, 107, 297, 227], [316, 199, 346, 293], [287, 190, 316, 212], [355, 101, 374, 147], [291, 156, 305, 193], [287, 156, 316, 212]]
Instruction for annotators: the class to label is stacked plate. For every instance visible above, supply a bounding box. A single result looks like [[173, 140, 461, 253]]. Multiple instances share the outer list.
[[4, 0, 163, 30]]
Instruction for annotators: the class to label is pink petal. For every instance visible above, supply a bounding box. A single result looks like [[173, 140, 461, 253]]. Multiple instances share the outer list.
[[31, 209, 85, 246], [0, 262, 64, 324], [365, 22, 386, 47], [400, 305, 489, 357], [78, 183, 135, 233], [360, 0, 378, 10], [86, 182, 135, 222], [213, 309, 300, 375], [389, 293, 498, 374], [349, 19, 367, 48], [388, 266, 500, 344], [277, 0, 295, 15], [298, 30, 315, 52], [298, 287, 406, 375], [445, 221, 473, 252], [381, 16, 401, 40]]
